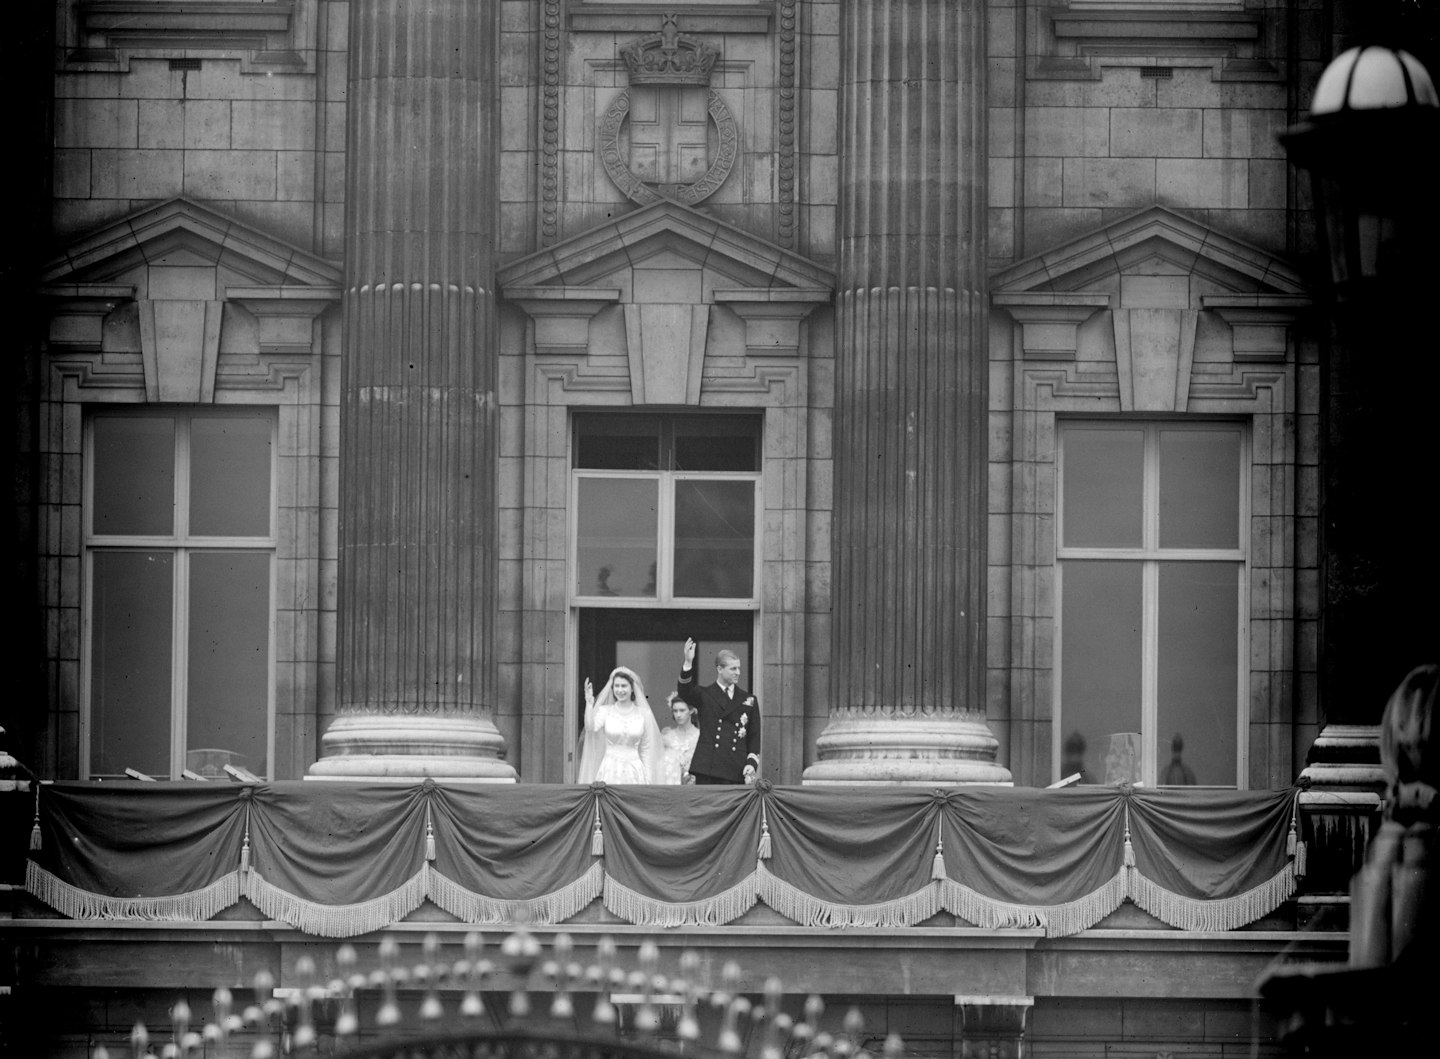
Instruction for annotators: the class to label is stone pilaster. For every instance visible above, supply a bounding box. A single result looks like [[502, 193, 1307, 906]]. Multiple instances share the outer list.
[[804, 0, 1009, 784], [311, 0, 514, 780]]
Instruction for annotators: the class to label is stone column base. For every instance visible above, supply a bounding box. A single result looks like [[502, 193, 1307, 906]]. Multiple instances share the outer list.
[[802, 715, 1013, 785], [307, 714, 517, 782]]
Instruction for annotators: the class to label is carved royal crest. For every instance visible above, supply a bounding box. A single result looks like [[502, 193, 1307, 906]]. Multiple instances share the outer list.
[[618, 13, 719, 86], [601, 16, 738, 207]]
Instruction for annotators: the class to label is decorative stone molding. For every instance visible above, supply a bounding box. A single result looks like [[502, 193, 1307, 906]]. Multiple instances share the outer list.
[[993, 292, 1111, 360], [598, 87, 740, 207], [714, 289, 829, 357], [499, 200, 833, 401], [992, 205, 1309, 299], [504, 287, 622, 355], [1034, 6, 1280, 82], [40, 285, 136, 350], [1113, 307, 1199, 413], [570, 3, 774, 35], [619, 14, 719, 85], [622, 302, 710, 404], [71, 1, 305, 69], [40, 199, 342, 394], [540, 0, 563, 246], [776, 0, 799, 248], [1203, 294, 1312, 363], [136, 297, 224, 403]]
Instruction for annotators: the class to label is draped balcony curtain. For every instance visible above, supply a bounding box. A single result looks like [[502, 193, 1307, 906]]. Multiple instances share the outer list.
[[21, 781, 1303, 938]]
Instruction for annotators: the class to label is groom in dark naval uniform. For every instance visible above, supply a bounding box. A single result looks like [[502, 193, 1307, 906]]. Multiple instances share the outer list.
[[677, 637, 760, 785]]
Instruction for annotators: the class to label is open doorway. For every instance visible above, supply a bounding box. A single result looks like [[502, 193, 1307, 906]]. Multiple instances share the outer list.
[[575, 607, 753, 741]]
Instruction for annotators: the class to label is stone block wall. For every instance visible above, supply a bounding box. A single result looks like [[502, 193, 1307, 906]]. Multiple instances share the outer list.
[[987, 0, 1300, 270], [50, 1, 348, 258]]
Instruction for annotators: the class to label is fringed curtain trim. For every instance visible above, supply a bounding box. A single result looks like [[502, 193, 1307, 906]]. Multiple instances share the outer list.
[[937, 870, 1127, 938], [26, 861, 241, 922], [1126, 862, 1297, 933], [755, 863, 941, 928], [602, 872, 758, 927], [242, 870, 428, 939], [23, 784, 1301, 937], [427, 862, 605, 926]]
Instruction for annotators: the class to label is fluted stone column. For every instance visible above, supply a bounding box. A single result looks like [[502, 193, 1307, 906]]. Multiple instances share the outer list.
[[804, 0, 1009, 784], [311, 0, 514, 780]]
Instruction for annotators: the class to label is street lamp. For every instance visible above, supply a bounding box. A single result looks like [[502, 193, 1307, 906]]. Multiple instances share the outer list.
[[1279, 46, 1440, 732], [1280, 46, 1440, 302], [1260, 46, 1440, 1059]]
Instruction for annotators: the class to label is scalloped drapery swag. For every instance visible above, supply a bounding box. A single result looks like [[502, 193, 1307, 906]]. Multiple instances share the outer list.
[[21, 782, 1302, 938]]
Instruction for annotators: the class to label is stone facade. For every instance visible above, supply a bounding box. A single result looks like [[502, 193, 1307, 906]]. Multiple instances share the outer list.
[[13, 3, 1418, 1058], [23, 0, 1338, 789]]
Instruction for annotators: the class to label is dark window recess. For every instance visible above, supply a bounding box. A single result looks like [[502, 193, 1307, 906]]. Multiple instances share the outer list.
[[575, 413, 761, 472], [1140, 67, 1174, 79], [169, 58, 203, 71]]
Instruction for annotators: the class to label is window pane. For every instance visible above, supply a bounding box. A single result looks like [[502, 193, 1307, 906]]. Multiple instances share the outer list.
[[90, 551, 174, 778], [673, 480, 756, 598], [1061, 426, 1144, 548], [1159, 428, 1241, 549], [576, 418, 662, 470], [190, 415, 273, 537], [92, 416, 175, 537], [1059, 560, 1142, 784], [673, 416, 761, 471], [576, 478, 659, 597], [674, 435, 759, 472], [188, 551, 271, 778], [1157, 562, 1240, 786]]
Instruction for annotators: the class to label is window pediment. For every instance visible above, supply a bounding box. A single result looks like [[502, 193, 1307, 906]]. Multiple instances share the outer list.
[[499, 201, 832, 399], [992, 206, 1310, 383], [41, 198, 341, 399]]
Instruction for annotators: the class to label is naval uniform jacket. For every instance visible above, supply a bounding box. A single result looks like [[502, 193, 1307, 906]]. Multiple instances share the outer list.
[[676, 665, 761, 783]]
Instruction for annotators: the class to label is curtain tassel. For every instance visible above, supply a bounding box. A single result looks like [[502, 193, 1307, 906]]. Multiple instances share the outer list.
[[758, 821, 772, 861], [1122, 827, 1135, 868], [425, 821, 437, 863], [239, 801, 252, 875], [29, 787, 41, 851], [1294, 839, 1307, 880], [931, 835, 946, 881], [1287, 818, 1297, 857], [591, 814, 604, 857]]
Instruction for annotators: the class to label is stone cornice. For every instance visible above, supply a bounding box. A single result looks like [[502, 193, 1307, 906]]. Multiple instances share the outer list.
[[1036, 5, 1279, 82], [72, 1, 302, 68], [569, 3, 773, 35]]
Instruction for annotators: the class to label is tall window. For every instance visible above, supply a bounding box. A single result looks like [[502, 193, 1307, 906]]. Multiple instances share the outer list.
[[1056, 421, 1246, 787], [572, 414, 760, 605], [85, 409, 275, 780], [571, 414, 760, 757]]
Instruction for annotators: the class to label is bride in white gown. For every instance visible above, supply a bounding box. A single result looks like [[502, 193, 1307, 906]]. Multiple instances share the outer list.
[[576, 666, 665, 784]]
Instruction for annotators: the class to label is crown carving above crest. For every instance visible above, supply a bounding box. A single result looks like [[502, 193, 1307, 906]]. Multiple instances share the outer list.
[[620, 14, 718, 86]]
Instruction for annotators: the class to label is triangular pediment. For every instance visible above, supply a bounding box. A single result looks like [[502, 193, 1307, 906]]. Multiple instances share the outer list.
[[41, 196, 342, 291], [497, 199, 834, 298], [992, 205, 1308, 300]]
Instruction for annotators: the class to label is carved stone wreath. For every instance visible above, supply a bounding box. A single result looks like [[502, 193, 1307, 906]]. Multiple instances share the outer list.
[[598, 88, 740, 207]]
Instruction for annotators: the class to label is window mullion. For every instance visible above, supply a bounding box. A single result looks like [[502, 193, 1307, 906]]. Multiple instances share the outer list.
[[657, 470, 674, 604], [176, 411, 191, 542], [172, 413, 190, 778], [172, 548, 190, 780], [1141, 559, 1159, 786], [1141, 425, 1161, 784]]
